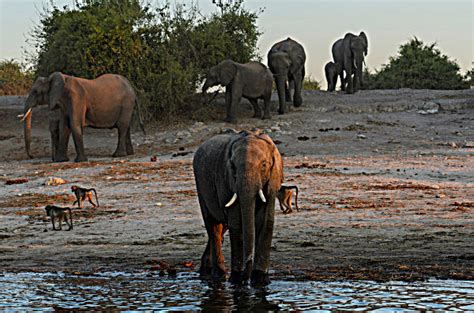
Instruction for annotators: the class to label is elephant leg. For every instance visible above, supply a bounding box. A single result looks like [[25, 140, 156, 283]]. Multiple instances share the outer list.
[[346, 71, 354, 94], [262, 92, 271, 120], [55, 119, 70, 162], [197, 196, 212, 277], [200, 239, 212, 276], [126, 127, 134, 155], [113, 126, 128, 157], [249, 98, 262, 119], [55, 126, 71, 162], [285, 81, 292, 102], [225, 86, 241, 124], [251, 199, 275, 287], [49, 120, 60, 161], [293, 73, 303, 107], [224, 88, 234, 123], [339, 71, 345, 91], [353, 69, 362, 92], [71, 123, 88, 162], [209, 223, 226, 280]]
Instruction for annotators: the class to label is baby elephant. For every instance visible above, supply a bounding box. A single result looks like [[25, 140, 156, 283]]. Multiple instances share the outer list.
[[202, 59, 273, 123], [325, 61, 342, 92]]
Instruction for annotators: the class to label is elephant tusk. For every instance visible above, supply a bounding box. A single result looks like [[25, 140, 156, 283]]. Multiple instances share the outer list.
[[258, 189, 266, 203], [353, 60, 358, 70], [18, 108, 32, 122], [225, 193, 238, 207]]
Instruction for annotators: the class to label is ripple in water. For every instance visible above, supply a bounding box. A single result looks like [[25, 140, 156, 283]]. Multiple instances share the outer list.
[[0, 272, 473, 311]]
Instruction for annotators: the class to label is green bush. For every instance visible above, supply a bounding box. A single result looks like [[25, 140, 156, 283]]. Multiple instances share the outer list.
[[362, 37, 469, 90], [0, 60, 34, 96], [464, 65, 473, 86], [29, 0, 262, 121], [303, 76, 320, 90]]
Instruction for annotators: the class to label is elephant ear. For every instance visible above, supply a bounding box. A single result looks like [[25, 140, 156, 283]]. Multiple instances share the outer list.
[[225, 132, 248, 190], [48, 72, 65, 110], [218, 60, 237, 86], [359, 31, 368, 56], [259, 134, 283, 193]]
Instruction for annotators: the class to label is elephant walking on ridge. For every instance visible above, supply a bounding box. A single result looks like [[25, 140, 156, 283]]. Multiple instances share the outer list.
[[332, 31, 368, 93], [202, 60, 273, 124], [267, 37, 306, 114]]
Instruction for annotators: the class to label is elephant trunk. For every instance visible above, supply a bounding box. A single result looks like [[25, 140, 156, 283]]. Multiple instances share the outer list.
[[275, 75, 287, 114], [202, 81, 210, 94], [239, 188, 256, 281]]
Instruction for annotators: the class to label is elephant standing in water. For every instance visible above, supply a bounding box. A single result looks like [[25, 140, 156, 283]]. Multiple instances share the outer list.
[[20, 72, 138, 162], [193, 130, 283, 286], [332, 31, 368, 93], [324, 61, 342, 92], [267, 37, 306, 114], [202, 60, 273, 123]]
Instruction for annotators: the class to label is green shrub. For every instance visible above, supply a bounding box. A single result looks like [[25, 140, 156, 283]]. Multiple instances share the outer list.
[[28, 0, 262, 122], [303, 76, 321, 90], [464, 65, 473, 86], [0, 60, 34, 96], [362, 37, 469, 90]]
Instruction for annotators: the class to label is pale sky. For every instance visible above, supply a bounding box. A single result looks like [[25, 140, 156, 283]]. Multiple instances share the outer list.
[[1, 0, 472, 88]]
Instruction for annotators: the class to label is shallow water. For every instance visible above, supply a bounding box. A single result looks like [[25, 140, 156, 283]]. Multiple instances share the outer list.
[[0, 272, 473, 311]]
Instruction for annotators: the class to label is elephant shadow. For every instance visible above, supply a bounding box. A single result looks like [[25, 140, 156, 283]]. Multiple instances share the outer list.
[[199, 281, 281, 312]]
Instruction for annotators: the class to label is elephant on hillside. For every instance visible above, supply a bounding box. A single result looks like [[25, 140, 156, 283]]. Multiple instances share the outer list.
[[267, 37, 306, 114], [332, 31, 368, 93], [324, 61, 342, 92], [20, 72, 138, 162], [193, 129, 283, 286], [202, 60, 273, 123]]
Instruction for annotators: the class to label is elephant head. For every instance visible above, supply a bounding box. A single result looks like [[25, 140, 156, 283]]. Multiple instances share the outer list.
[[202, 60, 237, 92], [344, 35, 366, 71], [223, 131, 283, 283], [21, 72, 65, 158]]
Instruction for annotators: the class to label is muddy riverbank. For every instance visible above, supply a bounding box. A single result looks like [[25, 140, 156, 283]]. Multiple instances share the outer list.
[[0, 89, 473, 281]]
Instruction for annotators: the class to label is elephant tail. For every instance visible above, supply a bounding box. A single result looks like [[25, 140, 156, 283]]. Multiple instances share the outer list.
[[135, 98, 146, 135]]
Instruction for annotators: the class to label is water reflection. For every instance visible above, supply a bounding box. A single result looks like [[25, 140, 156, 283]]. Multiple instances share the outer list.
[[0, 272, 473, 311], [200, 281, 280, 311]]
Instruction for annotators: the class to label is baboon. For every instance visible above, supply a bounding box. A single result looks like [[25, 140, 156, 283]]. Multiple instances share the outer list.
[[71, 185, 99, 208], [45, 205, 73, 231], [278, 185, 299, 214]]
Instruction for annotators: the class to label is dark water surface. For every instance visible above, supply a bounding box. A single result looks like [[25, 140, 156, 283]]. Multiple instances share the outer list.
[[0, 272, 473, 311]]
